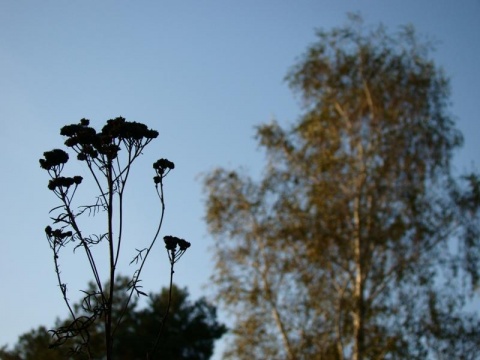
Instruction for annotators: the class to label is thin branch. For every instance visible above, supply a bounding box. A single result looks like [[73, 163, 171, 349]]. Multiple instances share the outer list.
[[113, 179, 166, 336], [148, 254, 175, 359]]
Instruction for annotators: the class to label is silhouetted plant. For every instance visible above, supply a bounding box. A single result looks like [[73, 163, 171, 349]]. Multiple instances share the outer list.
[[40, 117, 191, 359]]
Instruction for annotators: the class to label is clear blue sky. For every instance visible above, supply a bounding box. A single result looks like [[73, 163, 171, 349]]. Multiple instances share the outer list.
[[1, 1, 479, 357]]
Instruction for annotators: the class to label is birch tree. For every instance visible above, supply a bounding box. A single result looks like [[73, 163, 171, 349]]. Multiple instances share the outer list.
[[204, 18, 480, 360]]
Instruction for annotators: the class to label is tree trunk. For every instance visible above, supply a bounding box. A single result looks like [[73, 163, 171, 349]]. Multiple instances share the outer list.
[[352, 158, 366, 360], [352, 243, 365, 360]]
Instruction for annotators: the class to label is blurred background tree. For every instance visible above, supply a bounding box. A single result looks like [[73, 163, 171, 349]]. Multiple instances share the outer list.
[[0, 277, 226, 360], [204, 16, 480, 360]]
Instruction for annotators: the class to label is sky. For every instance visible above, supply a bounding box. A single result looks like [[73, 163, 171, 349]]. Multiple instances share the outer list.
[[0, 1, 479, 358]]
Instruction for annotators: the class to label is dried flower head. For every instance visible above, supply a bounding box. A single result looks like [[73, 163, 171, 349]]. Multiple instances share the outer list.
[[39, 149, 69, 170], [47, 176, 82, 191], [153, 159, 175, 181], [163, 235, 190, 252], [164, 235, 179, 251], [45, 226, 72, 240], [102, 117, 159, 140], [177, 239, 191, 251], [153, 158, 175, 171]]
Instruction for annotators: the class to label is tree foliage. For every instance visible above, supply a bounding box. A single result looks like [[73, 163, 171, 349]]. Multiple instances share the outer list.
[[39, 117, 191, 358], [0, 277, 227, 360], [204, 17, 480, 360]]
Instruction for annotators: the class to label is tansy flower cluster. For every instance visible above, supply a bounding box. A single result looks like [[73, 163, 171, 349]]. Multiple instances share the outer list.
[[60, 117, 159, 161], [153, 158, 175, 184]]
